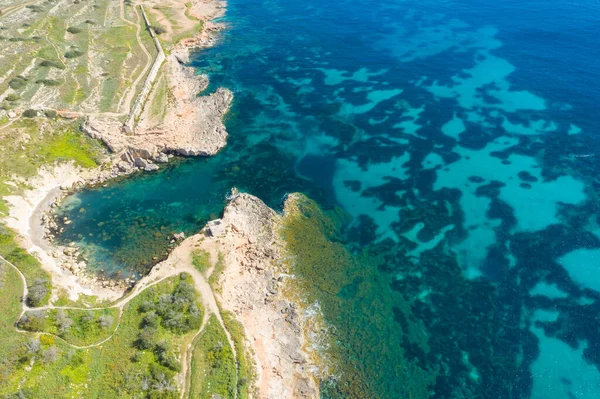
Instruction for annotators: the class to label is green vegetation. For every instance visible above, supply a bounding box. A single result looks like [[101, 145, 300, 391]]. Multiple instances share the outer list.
[[17, 308, 119, 346], [0, 274, 203, 398], [64, 50, 84, 59], [137, 272, 202, 336], [0, 226, 51, 307], [192, 249, 211, 274], [280, 194, 434, 399], [22, 109, 38, 118], [38, 129, 103, 168], [39, 60, 66, 69], [66, 26, 83, 34], [8, 76, 28, 90], [189, 315, 236, 399], [36, 79, 62, 86], [26, 5, 44, 13], [221, 310, 256, 398], [208, 252, 225, 292], [5, 94, 19, 102], [149, 73, 168, 122], [44, 109, 58, 119], [0, 261, 30, 388], [26, 278, 50, 307], [149, 25, 167, 35], [0, 1, 248, 395], [0, 119, 105, 186]]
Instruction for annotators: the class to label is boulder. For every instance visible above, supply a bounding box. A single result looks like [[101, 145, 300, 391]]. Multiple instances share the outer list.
[[134, 157, 148, 168], [174, 232, 186, 240], [155, 153, 169, 163], [145, 163, 159, 172], [117, 160, 133, 173]]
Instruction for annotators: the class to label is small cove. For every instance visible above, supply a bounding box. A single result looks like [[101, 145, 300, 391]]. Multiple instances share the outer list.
[[55, 0, 600, 397]]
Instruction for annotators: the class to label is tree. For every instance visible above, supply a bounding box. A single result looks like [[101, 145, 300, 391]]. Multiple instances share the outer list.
[[24, 338, 41, 354], [141, 311, 158, 328], [137, 326, 158, 350], [98, 314, 114, 329], [42, 346, 60, 363], [26, 278, 48, 306], [17, 310, 46, 331], [22, 109, 38, 119], [55, 309, 74, 334], [148, 25, 167, 35], [43, 109, 57, 118]]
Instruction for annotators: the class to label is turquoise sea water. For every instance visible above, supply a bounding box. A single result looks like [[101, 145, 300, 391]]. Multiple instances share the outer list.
[[56, 0, 600, 397]]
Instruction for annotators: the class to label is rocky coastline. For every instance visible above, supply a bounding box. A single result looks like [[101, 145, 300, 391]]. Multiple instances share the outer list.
[[1, 0, 328, 396], [191, 192, 324, 397]]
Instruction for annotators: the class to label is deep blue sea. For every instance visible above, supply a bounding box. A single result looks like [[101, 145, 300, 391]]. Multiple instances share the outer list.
[[56, 0, 600, 397]]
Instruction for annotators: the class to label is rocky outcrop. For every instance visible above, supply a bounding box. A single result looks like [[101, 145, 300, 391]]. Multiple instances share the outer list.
[[196, 193, 322, 398], [81, 79, 233, 165]]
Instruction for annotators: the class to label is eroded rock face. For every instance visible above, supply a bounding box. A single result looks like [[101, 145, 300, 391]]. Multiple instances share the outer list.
[[198, 193, 321, 398], [81, 54, 233, 169], [82, 87, 232, 159]]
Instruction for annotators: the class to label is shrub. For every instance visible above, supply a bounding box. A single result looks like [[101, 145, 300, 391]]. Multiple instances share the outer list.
[[23, 109, 38, 119], [8, 76, 27, 90], [17, 310, 46, 331], [5, 93, 19, 102], [26, 5, 43, 12], [98, 314, 114, 329], [40, 60, 65, 70], [137, 325, 158, 350], [26, 277, 48, 304], [64, 50, 84, 59], [42, 346, 60, 363], [139, 300, 156, 313], [149, 25, 167, 35], [80, 310, 94, 328], [36, 79, 61, 86], [141, 311, 159, 328], [84, 20, 95, 25], [55, 309, 74, 334], [66, 26, 82, 34], [24, 338, 41, 354], [154, 340, 181, 371], [154, 277, 201, 334], [44, 109, 58, 118]]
